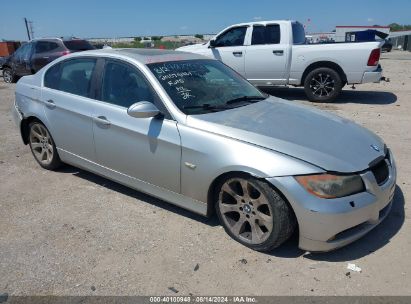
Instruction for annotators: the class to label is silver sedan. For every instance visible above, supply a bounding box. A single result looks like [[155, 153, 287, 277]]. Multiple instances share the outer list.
[[12, 49, 396, 252]]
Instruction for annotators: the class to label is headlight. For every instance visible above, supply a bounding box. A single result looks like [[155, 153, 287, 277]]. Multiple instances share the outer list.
[[295, 174, 365, 199]]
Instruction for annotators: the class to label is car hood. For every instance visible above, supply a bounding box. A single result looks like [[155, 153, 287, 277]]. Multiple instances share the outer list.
[[176, 43, 207, 52], [186, 97, 386, 173]]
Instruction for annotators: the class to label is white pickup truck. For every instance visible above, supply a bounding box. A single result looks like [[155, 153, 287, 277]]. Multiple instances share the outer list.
[[177, 20, 384, 102]]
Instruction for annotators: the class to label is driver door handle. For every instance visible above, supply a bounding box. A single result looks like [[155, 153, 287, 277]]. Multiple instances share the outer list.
[[45, 99, 56, 109], [233, 51, 243, 56], [273, 50, 284, 56], [93, 115, 111, 127]]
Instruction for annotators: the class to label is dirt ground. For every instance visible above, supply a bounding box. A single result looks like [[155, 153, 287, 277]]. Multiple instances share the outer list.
[[0, 51, 410, 296]]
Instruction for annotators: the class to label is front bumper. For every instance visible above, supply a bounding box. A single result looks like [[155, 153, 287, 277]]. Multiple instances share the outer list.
[[361, 65, 383, 83], [267, 150, 397, 252]]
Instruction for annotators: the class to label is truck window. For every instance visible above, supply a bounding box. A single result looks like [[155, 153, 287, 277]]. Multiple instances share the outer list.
[[251, 24, 280, 45], [292, 22, 306, 45], [215, 27, 247, 47]]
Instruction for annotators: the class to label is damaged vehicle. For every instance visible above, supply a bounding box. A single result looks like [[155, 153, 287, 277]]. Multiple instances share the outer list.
[[12, 49, 396, 251]]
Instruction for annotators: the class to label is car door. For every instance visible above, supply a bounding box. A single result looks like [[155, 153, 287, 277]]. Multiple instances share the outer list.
[[14, 43, 33, 76], [208, 26, 248, 77], [92, 59, 181, 193], [42, 57, 97, 162], [245, 24, 289, 85]]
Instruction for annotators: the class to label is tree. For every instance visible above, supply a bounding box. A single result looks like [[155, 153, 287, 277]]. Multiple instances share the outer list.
[[389, 23, 411, 31], [134, 37, 141, 42], [151, 36, 163, 41], [194, 34, 204, 40]]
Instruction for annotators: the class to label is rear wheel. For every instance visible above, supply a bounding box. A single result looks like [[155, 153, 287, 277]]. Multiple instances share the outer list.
[[304, 67, 343, 102], [215, 176, 296, 252], [28, 121, 62, 170], [3, 67, 17, 83]]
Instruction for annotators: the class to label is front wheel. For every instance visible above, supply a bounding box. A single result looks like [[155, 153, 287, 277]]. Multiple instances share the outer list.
[[215, 176, 296, 252], [304, 67, 343, 102], [3, 67, 17, 83], [28, 121, 62, 170]]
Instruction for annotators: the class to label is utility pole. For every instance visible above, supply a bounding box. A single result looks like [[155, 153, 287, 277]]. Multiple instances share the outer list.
[[28, 20, 34, 39], [24, 18, 31, 40]]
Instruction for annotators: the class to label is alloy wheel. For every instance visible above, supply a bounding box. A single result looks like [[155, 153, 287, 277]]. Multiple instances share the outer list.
[[309, 73, 335, 98], [218, 178, 274, 245], [29, 123, 54, 165], [3, 69, 12, 83]]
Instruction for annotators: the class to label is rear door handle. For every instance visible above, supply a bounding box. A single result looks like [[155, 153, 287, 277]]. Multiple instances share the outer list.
[[94, 115, 111, 127], [45, 99, 56, 109], [273, 50, 284, 55], [233, 51, 243, 56]]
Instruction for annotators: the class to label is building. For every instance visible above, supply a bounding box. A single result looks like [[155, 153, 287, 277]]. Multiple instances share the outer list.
[[335, 26, 390, 42], [389, 30, 411, 51], [306, 32, 335, 44]]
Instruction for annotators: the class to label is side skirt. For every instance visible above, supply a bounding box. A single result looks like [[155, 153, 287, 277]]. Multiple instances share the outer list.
[[58, 148, 208, 216]]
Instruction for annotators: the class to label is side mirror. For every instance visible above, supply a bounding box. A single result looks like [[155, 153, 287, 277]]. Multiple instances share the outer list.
[[209, 39, 217, 48], [127, 101, 160, 119]]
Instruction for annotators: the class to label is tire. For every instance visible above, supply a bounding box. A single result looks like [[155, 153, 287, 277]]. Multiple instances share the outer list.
[[303, 67, 343, 102], [3, 67, 17, 83], [215, 175, 296, 252], [28, 121, 62, 170]]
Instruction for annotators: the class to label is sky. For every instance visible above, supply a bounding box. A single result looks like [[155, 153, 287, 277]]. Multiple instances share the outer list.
[[1, 0, 410, 40]]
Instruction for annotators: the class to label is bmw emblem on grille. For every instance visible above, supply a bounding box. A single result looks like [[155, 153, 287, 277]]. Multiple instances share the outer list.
[[371, 144, 380, 152]]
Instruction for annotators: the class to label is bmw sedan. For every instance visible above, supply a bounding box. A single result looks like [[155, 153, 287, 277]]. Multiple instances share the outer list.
[[12, 49, 396, 252]]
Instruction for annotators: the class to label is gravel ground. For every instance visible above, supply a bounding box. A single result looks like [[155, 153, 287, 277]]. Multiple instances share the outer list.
[[0, 51, 410, 296]]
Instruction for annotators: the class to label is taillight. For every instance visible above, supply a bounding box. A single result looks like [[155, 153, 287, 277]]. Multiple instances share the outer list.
[[56, 50, 70, 57], [367, 48, 380, 66]]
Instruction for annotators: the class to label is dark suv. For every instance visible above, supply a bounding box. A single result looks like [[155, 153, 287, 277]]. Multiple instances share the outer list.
[[2, 38, 94, 83]]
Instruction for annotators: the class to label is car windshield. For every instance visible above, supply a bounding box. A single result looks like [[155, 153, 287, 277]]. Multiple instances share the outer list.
[[147, 59, 267, 115]]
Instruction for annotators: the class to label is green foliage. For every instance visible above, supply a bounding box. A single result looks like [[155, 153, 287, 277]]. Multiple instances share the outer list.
[[389, 23, 411, 31], [112, 40, 185, 50], [134, 37, 142, 42], [151, 36, 163, 41], [194, 34, 204, 39]]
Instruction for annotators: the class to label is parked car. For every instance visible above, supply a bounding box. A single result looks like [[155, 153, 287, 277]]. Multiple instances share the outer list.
[[177, 20, 384, 102], [2, 37, 94, 83], [0, 56, 7, 70], [382, 39, 393, 52], [12, 49, 396, 252]]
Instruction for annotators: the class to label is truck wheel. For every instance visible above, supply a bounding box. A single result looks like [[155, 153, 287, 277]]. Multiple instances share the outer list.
[[3, 67, 17, 83], [215, 176, 296, 252], [304, 67, 343, 102]]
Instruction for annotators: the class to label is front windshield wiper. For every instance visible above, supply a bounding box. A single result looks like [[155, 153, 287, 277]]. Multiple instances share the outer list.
[[225, 95, 267, 105], [182, 104, 231, 111]]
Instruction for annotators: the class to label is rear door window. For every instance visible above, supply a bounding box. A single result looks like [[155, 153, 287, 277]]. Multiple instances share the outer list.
[[44, 58, 96, 98], [63, 40, 94, 51], [44, 63, 61, 89], [292, 22, 306, 45], [251, 24, 281, 45]]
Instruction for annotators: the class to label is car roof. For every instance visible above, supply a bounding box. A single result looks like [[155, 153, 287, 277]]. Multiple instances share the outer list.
[[68, 48, 210, 64], [229, 20, 294, 27]]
